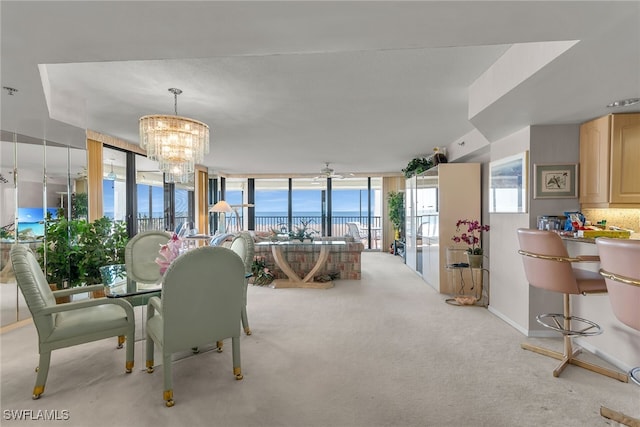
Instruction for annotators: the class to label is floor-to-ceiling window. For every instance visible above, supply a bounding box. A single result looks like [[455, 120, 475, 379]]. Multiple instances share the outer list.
[[135, 154, 164, 232], [253, 178, 288, 233], [331, 177, 382, 248], [292, 177, 324, 236], [102, 145, 194, 237], [208, 175, 383, 249], [222, 178, 245, 233]]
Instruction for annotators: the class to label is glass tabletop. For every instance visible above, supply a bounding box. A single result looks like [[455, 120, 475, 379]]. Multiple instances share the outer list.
[[105, 273, 252, 300], [106, 281, 162, 298]]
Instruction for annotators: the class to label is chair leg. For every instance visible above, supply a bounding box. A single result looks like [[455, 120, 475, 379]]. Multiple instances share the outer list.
[[125, 331, 134, 373], [33, 352, 51, 399], [146, 334, 155, 373], [232, 336, 243, 380], [241, 306, 251, 335], [216, 341, 224, 352], [162, 354, 174, 407], [117, 335, 125, 349]]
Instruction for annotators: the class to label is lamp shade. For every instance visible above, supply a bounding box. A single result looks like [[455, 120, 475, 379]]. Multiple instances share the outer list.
[[209, 200, 233, 213]]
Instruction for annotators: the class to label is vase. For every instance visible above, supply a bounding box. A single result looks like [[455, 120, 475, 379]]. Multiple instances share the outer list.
[[466, 253, 483, 269]]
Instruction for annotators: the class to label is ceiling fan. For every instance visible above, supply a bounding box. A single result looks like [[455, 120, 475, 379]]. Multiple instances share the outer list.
[[315, 162, 344, 180]]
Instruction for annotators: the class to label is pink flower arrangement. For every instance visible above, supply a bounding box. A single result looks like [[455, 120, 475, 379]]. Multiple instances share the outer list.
[[251, 256, 274, 286], [155, 233, 183, 275], [451, 219, 490, 255]]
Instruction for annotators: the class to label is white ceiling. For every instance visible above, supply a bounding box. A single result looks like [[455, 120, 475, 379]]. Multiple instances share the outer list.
[[2, 1, 639, 177]]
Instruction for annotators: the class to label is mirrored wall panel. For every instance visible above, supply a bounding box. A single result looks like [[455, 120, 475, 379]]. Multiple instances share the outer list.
[[0, 133, 86, 326]]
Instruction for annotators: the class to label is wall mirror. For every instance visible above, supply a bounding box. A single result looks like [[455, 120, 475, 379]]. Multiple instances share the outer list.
[[0, 133, 87, 326]]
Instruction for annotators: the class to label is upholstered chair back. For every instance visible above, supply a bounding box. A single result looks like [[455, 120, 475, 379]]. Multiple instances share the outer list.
[[230, 232, 255, 273], [596, 237, 640, 331], [10, 245, 56, 335], [517, 228, 580, 295], [159, 246, 245, 353], [125, 230, 171, 284]]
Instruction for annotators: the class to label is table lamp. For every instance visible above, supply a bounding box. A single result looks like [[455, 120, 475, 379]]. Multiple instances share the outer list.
[[209, 200, 233, 234]]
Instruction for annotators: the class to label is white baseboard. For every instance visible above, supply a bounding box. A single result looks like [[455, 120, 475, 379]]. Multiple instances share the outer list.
[[487, 304, 528, 336], [487, 305, 564, 338], [574, 337, 634, 373]]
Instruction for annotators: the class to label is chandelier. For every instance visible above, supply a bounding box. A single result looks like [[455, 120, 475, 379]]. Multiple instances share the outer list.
[[139, 88, 210, 183]]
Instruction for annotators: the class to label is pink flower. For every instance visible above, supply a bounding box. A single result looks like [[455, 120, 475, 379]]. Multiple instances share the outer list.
[[155, 233, 183, 275], [451, 219, 490, 255]]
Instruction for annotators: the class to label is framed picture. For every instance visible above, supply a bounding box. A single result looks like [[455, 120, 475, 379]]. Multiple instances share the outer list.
[[489, 151, 528, 213], [533, 163, 578, 199]]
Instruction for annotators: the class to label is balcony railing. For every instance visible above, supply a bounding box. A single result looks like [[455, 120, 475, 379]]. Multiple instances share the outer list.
[[135, 215, 382, 249], [252, 215, 380, 236], [136, 216, 190, 233]]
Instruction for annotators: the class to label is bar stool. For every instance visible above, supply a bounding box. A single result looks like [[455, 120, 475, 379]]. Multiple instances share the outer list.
[[595, 237, 640, 427], [516, 228, 628, 381]]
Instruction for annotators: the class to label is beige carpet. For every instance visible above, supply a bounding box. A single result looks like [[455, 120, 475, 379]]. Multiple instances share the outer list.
[[1, 252, 638, 427]]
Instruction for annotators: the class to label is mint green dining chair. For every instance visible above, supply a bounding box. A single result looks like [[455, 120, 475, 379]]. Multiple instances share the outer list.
[[124, 230, 171, 286], [145, 246, 246, 407], [230, 231, 255, 335], [9, 245, 135, 400]]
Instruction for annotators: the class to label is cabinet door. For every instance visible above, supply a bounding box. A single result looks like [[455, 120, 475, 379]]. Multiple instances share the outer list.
[[579, 115, 610, 204], [610, 113, 640, 203]]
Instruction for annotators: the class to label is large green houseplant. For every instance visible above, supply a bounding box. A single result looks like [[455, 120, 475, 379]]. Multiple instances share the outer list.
[[78, 217, 128, 285], [38, 215, 128, 288], [387, 191, 405, 239]]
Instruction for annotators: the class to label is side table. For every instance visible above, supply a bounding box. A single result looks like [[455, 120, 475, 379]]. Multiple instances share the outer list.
[[444, 247, 488, 306]]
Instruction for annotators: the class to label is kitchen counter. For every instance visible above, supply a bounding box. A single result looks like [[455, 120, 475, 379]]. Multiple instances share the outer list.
[[561, 234, 640, 244], [561, 236, 596, 244]]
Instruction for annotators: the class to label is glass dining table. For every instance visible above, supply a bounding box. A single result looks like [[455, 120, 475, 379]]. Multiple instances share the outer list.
[[105, 271, 251, 306]]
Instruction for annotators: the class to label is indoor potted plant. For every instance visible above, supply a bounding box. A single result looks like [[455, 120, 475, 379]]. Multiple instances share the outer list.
[[78, 217, 128, 289], [250, 256, 275, 286], [402, 156, 434, 178], [451, 219, 490, 268], [288, 219, 316, 242], [387, 191, 405, 240], [38, 215, 128, 297]]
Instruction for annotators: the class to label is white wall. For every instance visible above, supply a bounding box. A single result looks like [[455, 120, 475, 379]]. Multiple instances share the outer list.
[[486, 127, 531, 332], [487, 124, 581, 333]]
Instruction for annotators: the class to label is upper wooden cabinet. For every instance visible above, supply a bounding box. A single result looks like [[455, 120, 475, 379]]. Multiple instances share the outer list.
[[579, 113, 640, 208]]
